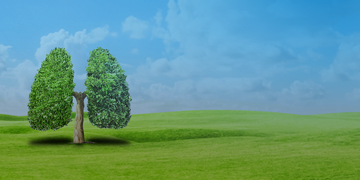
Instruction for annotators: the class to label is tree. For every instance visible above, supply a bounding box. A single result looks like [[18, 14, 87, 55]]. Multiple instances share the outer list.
[[27, 47, 132, 144]]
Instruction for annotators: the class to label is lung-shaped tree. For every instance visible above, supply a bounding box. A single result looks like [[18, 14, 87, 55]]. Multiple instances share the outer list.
[[27, 47, 132, 144]]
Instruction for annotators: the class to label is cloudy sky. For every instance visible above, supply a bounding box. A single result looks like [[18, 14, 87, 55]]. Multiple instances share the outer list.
[[1, 0, 360, 116]]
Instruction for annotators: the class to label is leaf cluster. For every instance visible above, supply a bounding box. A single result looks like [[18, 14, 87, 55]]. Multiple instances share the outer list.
[[27, 47, 76, 131], [85, 47, 132, 129]]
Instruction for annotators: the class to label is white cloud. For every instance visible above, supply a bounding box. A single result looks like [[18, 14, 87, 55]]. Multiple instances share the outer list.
[[0, 59, 37, 116], [3, 0, 359, 116], [11, 60, 39, 91], [128, 74, 274, 106], [83, 25, 113, 44], [122, 16, 149, 39], [0, 44, 12, 74], [146, 0, 313, 84], [0, 85, 30, 116], [0, 25, 119, 116], [281, 80, 326, 100], [153, 10, 163, 26], [0, 44, 12, 61], [148, 58, 171, 75], [173, 79, 196, 94], [148, 83, 173, 99], [119, 0, 358, 116], [126, 75, 329, 115], [35, 25, 116, 65], [35, 29, 69, 64], [135, 56, 196, 79], [195, 77, 272, 94], [320, 32, 360, 82]]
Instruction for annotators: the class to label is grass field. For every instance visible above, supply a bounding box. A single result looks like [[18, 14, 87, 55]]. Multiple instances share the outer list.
[[1, 110, 360, 179]]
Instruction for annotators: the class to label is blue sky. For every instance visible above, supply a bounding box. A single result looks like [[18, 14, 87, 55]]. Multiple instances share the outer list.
[[1, 0, 360, 116]]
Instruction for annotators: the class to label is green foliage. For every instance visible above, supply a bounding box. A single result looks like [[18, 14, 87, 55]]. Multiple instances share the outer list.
[[85, 47, 132, 129], [27, 47, 76, 131]]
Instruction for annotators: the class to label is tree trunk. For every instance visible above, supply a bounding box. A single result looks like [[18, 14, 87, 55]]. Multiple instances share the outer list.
[[71, 91, 95, 144]]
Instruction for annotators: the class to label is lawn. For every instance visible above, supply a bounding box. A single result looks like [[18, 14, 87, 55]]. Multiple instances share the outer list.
[[1, 110, 360, 179]]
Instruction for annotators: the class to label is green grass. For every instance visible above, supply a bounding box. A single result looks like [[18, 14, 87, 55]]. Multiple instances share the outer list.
[[1, 110, 360, 179]]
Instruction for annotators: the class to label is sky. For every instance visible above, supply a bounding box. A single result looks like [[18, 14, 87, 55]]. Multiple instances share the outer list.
[[1, 0, 360, 116]]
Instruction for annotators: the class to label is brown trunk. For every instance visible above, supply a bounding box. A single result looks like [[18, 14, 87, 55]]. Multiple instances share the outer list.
[[71, 91, 95, 144]]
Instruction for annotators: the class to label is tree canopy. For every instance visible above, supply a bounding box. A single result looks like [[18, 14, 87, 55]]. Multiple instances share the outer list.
[[27, 47, 76, 131], [27, 47, 132, 135], [85, 47, 132, 129]]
